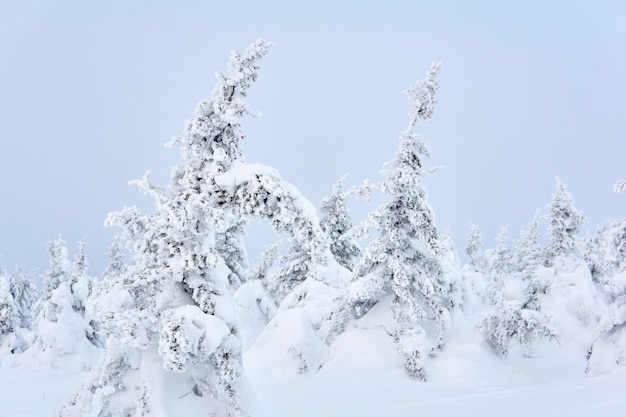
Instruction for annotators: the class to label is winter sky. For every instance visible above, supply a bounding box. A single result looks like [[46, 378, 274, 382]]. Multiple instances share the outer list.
[[1, 1, 625, 275]]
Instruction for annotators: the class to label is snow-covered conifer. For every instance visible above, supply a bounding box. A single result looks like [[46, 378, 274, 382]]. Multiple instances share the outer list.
[[19, 237, 100, 372], [41, 236, 71, 302], [268, 216, 329, 304], [482, 298, 552, 357], [465, 223, 486, 273], [8, 267, 39, 331], [479, 226, 511, 308], [216, 218, 250, 289], [488, 226, 513, 278], [0, 265, 39, 355], [585, 185, 626, 373], [480, 219, 553, 357], [512, 211, 547, 311], [496, 183, 609, 362], [324, 63, 454, 380], [545, 178, 586, 259], [0, 272, 22, 354], [459, 224, 490, 317], [587, 220, 626, 294], [162, 39, 275, 290], [70, 240, 92, 316], [515, 210, 543, 277], [319, 176, 361, 272], [61, 40, 272, 417], [102, 235, 126, 280]]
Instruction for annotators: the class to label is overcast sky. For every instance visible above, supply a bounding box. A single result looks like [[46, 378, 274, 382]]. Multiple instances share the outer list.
[[1, 1, 625, 276]]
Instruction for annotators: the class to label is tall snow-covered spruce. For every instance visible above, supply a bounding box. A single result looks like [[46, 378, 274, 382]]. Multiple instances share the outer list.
[[323, 63, 455, 380], [60, 40, 272, 417]]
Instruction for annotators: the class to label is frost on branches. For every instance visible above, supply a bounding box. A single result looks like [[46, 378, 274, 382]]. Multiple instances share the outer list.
[[323, 63, 456, 381], [60, 40, 273, 417]]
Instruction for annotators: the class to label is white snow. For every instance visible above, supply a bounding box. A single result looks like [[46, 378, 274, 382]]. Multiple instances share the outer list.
[[3, 329, 626, 417]]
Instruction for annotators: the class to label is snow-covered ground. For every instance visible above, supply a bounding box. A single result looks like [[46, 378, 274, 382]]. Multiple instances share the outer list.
[[250, 353, 626, 417], [3, 331, 626, 417]]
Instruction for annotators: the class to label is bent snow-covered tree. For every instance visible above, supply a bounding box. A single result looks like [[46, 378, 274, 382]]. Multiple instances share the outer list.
[[60, 40, 272, 417], [324, 63, 455, 380]]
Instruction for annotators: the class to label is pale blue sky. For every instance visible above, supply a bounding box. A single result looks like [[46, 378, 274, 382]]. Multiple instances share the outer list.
[[1, 1, 625, 274]]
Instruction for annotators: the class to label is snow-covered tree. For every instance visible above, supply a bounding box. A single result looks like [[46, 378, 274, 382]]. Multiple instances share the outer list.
[[0, 266, 39, 354], [465, 223, 486, 273], [488, 226, 513, 279], [586, 182, 626, 295], [102, 235, 127, 281], [513, 211, 546, 311], [216, 218, 249, 289], [514, 210, 544, 281], [545, 178, 586, 260], [70, 240, 93, 317], [586, 219, 626, 297], [478, 217, 555, 358], [497, 182, 610, 362], [265, 214, 329, 305], [323, 63, 454, 380], [481, 299, 553, 357], [18, 237, 100, 372], [459, 224, 490, 318], [319, 176, 361, 271], [0, 271, 22, 354], [7, 267, 39, 331], [41, 236, 71, 302], [61, 40, 274, 417], [477, 226, 511, 309], [585, 183, 626, 374]]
